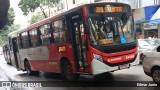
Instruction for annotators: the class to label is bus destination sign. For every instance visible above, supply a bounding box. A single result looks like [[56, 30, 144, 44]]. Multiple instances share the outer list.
[[95, 5, 123, 13]]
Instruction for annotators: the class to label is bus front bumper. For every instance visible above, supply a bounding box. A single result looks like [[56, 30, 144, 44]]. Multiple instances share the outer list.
[[91, 56, 139, 75]]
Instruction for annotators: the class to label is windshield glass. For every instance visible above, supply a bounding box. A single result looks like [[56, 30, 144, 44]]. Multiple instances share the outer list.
[[88, 14, 135, 45]]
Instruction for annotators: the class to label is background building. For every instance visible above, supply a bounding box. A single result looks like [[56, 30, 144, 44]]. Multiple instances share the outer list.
[[51, 0, 160, 15], [50, 0, 160, 39], [133, 3, 160, 39]]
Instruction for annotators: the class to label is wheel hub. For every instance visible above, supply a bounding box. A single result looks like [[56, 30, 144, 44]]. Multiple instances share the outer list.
[[153, 70, 160, 83]]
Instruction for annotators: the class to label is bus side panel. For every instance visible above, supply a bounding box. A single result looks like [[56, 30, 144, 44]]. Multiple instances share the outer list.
[[16, 53, 24, 70], [30, 43, 75, 73], [18, 42, 75, 73], [49, 43, 74, 61], [10, 51, 16, 67], [30, 60, 60, 72], [18, 47, 51, 72], [47, 43, 75, 73]]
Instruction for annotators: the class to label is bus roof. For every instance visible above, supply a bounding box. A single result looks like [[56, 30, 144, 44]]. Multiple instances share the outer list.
[[8, 28, 27, 38], [8, 2, 130, 37]]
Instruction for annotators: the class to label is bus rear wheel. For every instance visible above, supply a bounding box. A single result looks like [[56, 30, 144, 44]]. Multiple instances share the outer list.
[[25, 61, 39, 76], [62, 60, 79, 81]]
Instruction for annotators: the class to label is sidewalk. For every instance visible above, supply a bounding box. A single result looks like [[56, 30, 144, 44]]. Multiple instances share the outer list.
[[0, 54, 10, 89], [0, 54, 10, 81], [0, 67, 10, 81], [0, 55, 34, 90], [0, 66, 10, 90]]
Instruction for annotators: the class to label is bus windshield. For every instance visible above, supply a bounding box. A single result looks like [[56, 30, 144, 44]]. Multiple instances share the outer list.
[[88, 14, 135, 45]]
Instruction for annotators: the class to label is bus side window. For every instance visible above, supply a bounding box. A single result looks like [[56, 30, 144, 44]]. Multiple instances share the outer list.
[[52, 20, 60, 43], [21, 31, 30, 49], [29, 30, 34, 47], [29, 28, 40, 47], [17, 34, 22, 49], [52, 19, 69, 43], [39, 24, 51, 46], [60, 20, 68, 42], [19, 34, 23, 49]]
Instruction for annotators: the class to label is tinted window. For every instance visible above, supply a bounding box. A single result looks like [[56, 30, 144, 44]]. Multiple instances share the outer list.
[[17, 34, 22, 49], [52, 20, 69, 43], [29, 28, 40, 47], [39, 24, 52, 45], [21, 31, 29, 48]]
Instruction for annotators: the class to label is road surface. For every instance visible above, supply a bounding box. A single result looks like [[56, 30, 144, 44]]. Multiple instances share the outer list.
[[0, 54, 159, 90]]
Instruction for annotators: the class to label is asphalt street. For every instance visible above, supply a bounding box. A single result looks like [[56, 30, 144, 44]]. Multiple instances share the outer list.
[[0, 54, 160, 90]]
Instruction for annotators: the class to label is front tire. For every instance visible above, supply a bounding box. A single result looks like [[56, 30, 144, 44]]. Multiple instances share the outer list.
[[62, 60, 79, 81], [152, 67, 160, 84]]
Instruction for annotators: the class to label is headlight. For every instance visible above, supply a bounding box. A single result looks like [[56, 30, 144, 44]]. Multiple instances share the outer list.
[[93, 53, 103, 62]]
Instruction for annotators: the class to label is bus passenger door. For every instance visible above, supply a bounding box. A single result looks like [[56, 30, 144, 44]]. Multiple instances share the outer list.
[[69, 15, 88, 72], [11, 38, 19, 69]]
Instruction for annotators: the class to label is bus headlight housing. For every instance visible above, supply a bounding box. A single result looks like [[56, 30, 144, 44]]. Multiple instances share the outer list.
[[93, 53, 103, 62]]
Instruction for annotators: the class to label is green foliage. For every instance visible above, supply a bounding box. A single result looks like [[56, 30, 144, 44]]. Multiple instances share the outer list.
[[42, 0, 59, 6], [0, 8, 20, 46], [18, 0, 40, 15], [0, 24, 20, 46], [18, 0, 60, 17], [7, 8, 15, 26], [29, 12, 46, 24]]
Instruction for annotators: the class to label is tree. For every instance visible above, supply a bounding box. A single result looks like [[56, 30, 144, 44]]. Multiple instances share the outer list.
[[28, 12, 46, 24], [6, 8, 15, 26], [0, 8, 20, 46], [0, 8, 15, 32], [0, 0, 10, 29], [0, 24, 20, 46], [18, 0, 60, 18]]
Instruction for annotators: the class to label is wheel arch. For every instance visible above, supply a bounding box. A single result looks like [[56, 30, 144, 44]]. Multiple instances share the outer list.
[[60, 57, 70, 73], [59, 57, 76, 73]]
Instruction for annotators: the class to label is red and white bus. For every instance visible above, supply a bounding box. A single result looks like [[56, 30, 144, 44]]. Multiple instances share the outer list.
[[6, 2, 139, 80]]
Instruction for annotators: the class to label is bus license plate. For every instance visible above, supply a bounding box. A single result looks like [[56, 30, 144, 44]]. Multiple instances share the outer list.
[[119, 64, 129, 69]]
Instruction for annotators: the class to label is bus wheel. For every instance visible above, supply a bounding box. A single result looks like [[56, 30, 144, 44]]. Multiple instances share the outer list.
[[152, 67, 160, 84], [62, 60, 79, 81], [25, 61, 34, 75]]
